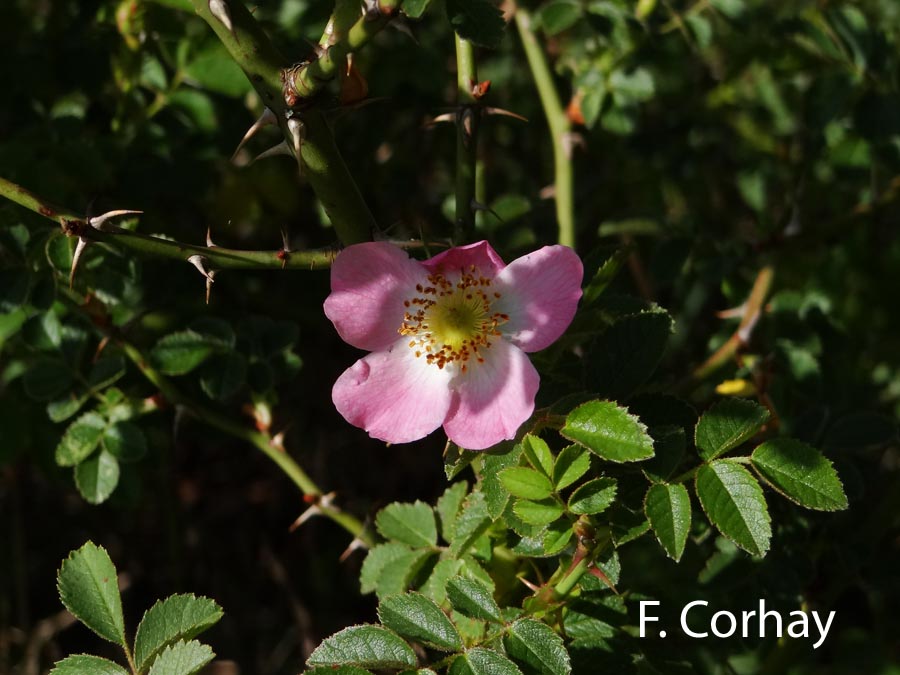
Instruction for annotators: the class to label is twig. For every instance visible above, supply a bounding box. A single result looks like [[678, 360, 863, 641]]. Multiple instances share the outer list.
[[454, 36, 479, 243], [685, 266, 775, 387], [188, 0, 375, 245], [514, 6, 576, 249], [284, 0, 401, 101]]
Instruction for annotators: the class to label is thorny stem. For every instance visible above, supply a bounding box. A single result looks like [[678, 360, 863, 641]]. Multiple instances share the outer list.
[[685, 266, 775, 386], [514, 7, 576, 249], [289, 0, 401, 100], [0, 175, 337, 270], [188, 0, 375, 246], [117, 338, 373, 546], [454, 36, 479, 243]]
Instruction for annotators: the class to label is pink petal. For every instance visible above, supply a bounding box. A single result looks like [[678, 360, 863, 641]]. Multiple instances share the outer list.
[[423, 240, 506, 278], [493, 245, 583, 352], [442, 340, 539, 450], [333, 340, 454, 444], [324, 242, 427, 352]]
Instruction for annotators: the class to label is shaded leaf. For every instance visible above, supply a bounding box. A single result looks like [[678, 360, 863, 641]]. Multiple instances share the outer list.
[[102, 421, 147, 463], [446, 0, 506, 48], [376, 501, 438, 548], [74, 450, 120, 505], [55, 412, 107, 467]]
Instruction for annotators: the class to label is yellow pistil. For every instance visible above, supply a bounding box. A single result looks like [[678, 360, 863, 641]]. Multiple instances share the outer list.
[[399, 265, 509, 372]]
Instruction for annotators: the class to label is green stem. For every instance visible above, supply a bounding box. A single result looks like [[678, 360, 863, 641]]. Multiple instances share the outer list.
[[685, 265, 775, 387], [553, 554, 590, 599], [188, 0, 375, 246], [514, 7, 576, 249], [117, 340, 374, 546], [454, 35, 479, 243], [288, 0, 401, 100], [0, 176, 81, 223], [0, 175, 336, 270]]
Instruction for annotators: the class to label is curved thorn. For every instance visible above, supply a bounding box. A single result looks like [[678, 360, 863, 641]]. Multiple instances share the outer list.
[[187, 254, 215, 281], [70, 237, 90, 288], [89, 209, 143, 230], [470, 198, 502, 223], [206, 227, 217, 248], [208, 0, 234, 35], [483, 106, 529, 123], [249, 141, 292, 165], [230, 107, 277, 163]]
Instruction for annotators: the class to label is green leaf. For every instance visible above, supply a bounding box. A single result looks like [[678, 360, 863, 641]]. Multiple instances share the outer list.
[[642, 426, 686, 483], [446, 576, 502, 622], [695, 461, 771, 556], [200, 352, 247, 400], [644, 483, 691, 561], [482, 444, 523, 519], [305, 668, 373, 675], [449, 492, 491, 557], [403, 0, 432, 18], [561, 401, 654, 462], [695, 399, 770, 460], [74, 450, 120, 505], [360, 543, 432, 598], [184, 42, 251, 97], [376, 501, 438, 548], [55, 412, 107, 467], [513, 499, 565, 526], [542, 520, 574, 556], [420, 558, 463, 605], [521, 435, 554, 476], [751, 439, 848, 511], [552, 445, 591, 491], [378, 592, 463, 651], [588, 310, 672, 400], [87, 355, 126, 391], [150, 331, 217, 376], [307, 625, 417, 670], [436, 481, 469, 542], [499, 467, 554, 500], [446, 0, 506, 48], [582, 248, 628, 306], [504, 619, 571, 675], [147, 639, 214, 675], [449, 649, 524, 675], [567, 478, 617, 515], [24, 358, 74, 401], [537, 0, 581, 35], [134, 594, 224, 672], [48, 392, 89, 423], [102, 421, 147, 463], [57, 542, 126, 646], [49, 655, 129, 675]]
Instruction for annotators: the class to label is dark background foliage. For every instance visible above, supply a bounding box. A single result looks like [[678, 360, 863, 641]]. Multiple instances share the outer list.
[[1, 0, 899, 673]]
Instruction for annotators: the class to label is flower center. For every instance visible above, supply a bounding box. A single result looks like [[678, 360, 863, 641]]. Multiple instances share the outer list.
[[399, 267, 508, 372]]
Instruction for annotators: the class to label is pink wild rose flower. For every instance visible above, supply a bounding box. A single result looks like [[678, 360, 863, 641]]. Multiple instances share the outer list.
[[324, 240, 583, 450]]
